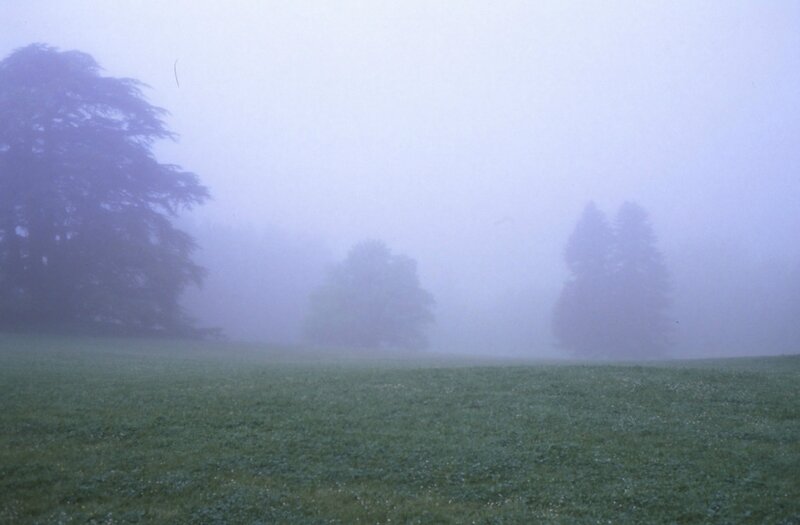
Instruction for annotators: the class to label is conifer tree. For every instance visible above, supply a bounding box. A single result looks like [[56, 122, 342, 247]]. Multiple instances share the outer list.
[[553, 201, 671, 358]]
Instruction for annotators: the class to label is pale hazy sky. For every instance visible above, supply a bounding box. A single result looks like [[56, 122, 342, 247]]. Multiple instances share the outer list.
[[2, 1, 799, 308]]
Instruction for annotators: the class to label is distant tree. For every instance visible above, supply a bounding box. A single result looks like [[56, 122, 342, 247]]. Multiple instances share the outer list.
[[0, 44, 209, 335], [553, 201, 671, 358], [609, 202, 671, 358], [552, 202, 615, 357], [303, 240, 435, 350]]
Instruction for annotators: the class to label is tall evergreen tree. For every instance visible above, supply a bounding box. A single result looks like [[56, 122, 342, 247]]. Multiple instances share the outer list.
[[0, 44, 209, 335], [553, 201, 671, 358], [608, 202, 671, 358], [552, 202, 615, 357]]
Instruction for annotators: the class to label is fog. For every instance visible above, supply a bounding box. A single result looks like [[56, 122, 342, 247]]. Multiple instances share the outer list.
[[3, 2, 799, 357]]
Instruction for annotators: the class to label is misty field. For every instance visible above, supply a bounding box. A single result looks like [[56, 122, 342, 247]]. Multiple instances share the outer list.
[[1, 336, 798, 524]]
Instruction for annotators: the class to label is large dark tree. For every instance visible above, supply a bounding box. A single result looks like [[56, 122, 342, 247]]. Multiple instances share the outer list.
[[303, 240, 435, 350], [553, 201, 671, 358], [0, 44, 209, 335]]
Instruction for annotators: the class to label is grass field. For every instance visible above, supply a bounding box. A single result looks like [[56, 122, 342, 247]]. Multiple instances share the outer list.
[[1, 335, 798, 524]]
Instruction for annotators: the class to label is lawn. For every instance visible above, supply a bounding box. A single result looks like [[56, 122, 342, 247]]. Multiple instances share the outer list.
[[1, 335, 798, 523]]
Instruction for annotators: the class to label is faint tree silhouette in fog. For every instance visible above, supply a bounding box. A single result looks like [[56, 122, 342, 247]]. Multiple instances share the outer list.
[[554, 202, 671, 358], [552, 202, 615, 358], [303, 240, 435, 350], [0, 44, 209, 335], [609, 202, 671, 358]]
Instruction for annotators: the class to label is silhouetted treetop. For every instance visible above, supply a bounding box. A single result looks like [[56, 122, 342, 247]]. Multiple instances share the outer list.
[[564, 201, 614, 278]]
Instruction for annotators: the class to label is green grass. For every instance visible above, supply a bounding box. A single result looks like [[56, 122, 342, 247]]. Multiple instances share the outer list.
[[1, 335, 799, 524]]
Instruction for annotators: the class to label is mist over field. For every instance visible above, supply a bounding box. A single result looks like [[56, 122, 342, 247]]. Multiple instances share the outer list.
[[3, 5, 800, 521], [2, 1, 799, 358]]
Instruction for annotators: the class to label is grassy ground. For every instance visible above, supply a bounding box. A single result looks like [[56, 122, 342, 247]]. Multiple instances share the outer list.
[[1, 335, 798, 524]]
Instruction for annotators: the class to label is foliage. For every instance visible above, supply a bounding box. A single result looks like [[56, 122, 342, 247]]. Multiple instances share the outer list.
[[554, 201, 671, 358], [553, 202, 616, 357], [304, 240, 435, 350], [1, 335, 799, 523], [610, 202, 672, 357], [0, 44, 208, 335]]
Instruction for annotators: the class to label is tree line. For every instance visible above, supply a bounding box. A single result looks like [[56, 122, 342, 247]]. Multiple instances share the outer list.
[[2, 44, 676, 358]]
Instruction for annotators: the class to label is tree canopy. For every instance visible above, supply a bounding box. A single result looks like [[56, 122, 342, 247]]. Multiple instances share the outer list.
[[553, 201, 671, 358], [303, 240, 435, 350], [0, 44, 209, 335]]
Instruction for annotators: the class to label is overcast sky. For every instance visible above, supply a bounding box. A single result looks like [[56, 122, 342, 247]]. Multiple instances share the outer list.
[[2, 1, 799, 346]]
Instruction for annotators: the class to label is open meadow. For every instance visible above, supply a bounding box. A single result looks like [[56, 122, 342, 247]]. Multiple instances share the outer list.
[[1, 335, 799, 523]]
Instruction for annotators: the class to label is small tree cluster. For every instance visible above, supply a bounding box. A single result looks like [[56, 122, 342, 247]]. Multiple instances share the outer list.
[[553, 202, 671, 359]]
